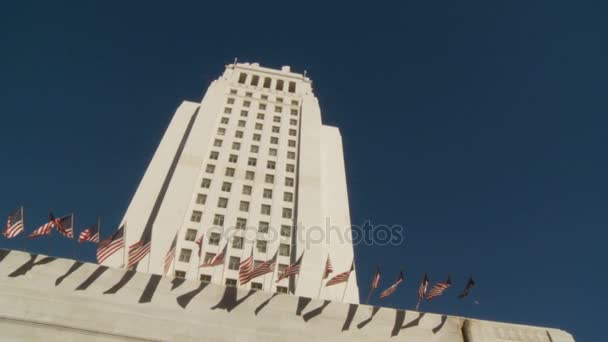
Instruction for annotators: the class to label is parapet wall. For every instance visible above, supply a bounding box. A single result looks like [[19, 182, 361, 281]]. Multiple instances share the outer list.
[[0, 249, 573, 341]]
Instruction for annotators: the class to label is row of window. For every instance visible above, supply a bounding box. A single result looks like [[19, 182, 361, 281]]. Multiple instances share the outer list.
[[237, 73, 297, 94], [190, 201, 294, 223], [229, 89, 299, 107], [226, 98, 299, 116], [196, 185, 293, 202], [218, 118, 298, 131], [206, 153, 295, 170], [201, 173, 294, 187], [190, 272, 288, 293]]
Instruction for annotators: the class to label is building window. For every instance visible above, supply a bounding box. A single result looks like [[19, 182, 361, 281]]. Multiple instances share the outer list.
[[282, 208, 292, 219], [291, 100, 298, 106], [210, 151, 219, 160], [281, 225, 292, 237], [228, 256, 240, 270], [221, 117, 229, 124], [224, 107, 232, 114], [242, 185, 252, 195], [277, 286, 288, 294], [263, 77, 271, 88], [251, 282, 263, 290], [217, 127, 226, 136], [288, 140, 296, 147], [290, 119, 297, 126], [238, 73, 247, 84], [265, 174, 274, 184], [225, 278, 237, 287], [276, 80, 284, 91], [279, 243, 290, 256], [261, 94, 268, 100], [179, 249, 192, 262], [243, 100, 251, 108], [286, 164, 295, 173], [225, 168, 235, 177], [263, 188, 273, 199], [253, 133, 261, 141], [272, 126, 280, 133], [259, 221, 269, 233], [239, 201, 250, 212], [227, 97, 235, 105], [267, 161, 276, 170], [191, 210, 202, 222], [261, 204, 271, 215], [288, 81, 296, 93], [209, 233, 221, 245], [275, 106, 282, 113], [245, 92, 253, 97], [238, 120, 246, 127], [222, 182, 232, 192], [245, 171, 255, 180], [259, 103, 267, 110], [255, 123, 263, 130], [232, 237, 244, 249], [289, 129, 297, 137], [200, 274, 212, 282], [256, 240, 267, 253], [284, 192, 293, 202], [196, 193, 207, 204], [240, 110, 248, 117], [175, 270, 186, 278], [206, 164, 215, 173], [213, 214, 224, 227], [248, 158, 257, 166], [257, 113, 265, 120], [269, 148, 277, 156], [251, 75, 259, 86], [229, 154, 238, 163], [285, 177, 294, 187], [235, 130, 244, 138], [230, 89, 237, 95], [185, 229, 197, 241], [203, 252, 216, 264], [273, 116, 281, 123], [232, 142, 241, 150], [287, 151, 296, 160], [218, 197, 228, 208], [291, 108, 298, 116], [251, 145, 259, 153], [201, 178, 211, 188], [270, 137, 279, 144], [236, 218, 247, 229], [214, 139, 222, 147]]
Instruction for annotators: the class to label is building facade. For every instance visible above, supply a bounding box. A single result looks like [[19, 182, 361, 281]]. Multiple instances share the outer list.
[[102, 62, 359, 303]]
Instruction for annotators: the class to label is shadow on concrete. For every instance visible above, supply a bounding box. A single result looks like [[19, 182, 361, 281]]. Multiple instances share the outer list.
[[342, 303, 359, 331], [391, 311, 425, 337], [302, 300, 331, 322], [9, 254, 57, 278], [432, 315, 447, 334], [546, 330, 554, 342], [76, 266, 108, 291], [171, 277, 186, 291], [0, 250, 11, 264], [176, 281, 210, 308], [139, 274, 162, 304], [104, 270, 136, 294], [211, 287, 256, 312], [357, 306, 380, 329], [55, 261, 84, 286], [254, 293, 278, 316], [296, 296, 312, 316]]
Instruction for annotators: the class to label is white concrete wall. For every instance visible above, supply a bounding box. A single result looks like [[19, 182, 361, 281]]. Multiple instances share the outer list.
[[0, 250, 574, 342]]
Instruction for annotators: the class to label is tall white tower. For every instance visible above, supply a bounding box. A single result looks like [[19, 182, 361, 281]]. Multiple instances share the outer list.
[[104, 62, 359, 303]]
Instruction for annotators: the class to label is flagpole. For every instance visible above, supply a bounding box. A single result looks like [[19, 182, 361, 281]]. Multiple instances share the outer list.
[[292, 252, 305, 294], [317, 256, 327, 299], [19, 206, 25, 253], [341, 273, 351, 302], [122, 222, 127, 268], [72, 214, 77, 261]]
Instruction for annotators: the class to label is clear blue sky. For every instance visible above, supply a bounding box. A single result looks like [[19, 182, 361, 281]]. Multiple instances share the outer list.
[[1, 1, 605, 340]]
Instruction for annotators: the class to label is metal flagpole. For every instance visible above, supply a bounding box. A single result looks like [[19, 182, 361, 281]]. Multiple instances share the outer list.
[[317, 255, 327, 299], [292, 252, 305, 294], [72, 214, 77, 261], [122, 222, 127, 268], [19, 206, 25, 253], [341, 266, 352, 302]]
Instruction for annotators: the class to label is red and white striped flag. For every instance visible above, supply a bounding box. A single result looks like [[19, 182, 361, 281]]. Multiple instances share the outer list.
[[326, 262, 354, 287], [195, 235, 203, 257], [239, 250, 254, 285], [379, 270, 404, 299], [55, 214, 74, 239], [323, 255, 334, 279], [163, 233, 178, 275], [200, 243, 227, 267], [4, 207, 24, 239], [277, 252, 303, 282], [96, 225, 125, 264], [127, 228, 152, 269], [79, 220, 100, 243], [365, 264, 382, 303], [426, 275, 452, 301], [246, 251, 277, 283], [416, 272, 429, 310], [28, 213, 58, 238]]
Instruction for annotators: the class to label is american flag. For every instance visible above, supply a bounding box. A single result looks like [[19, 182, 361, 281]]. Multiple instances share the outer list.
[[326, 262, 354, 287], [78, 220, 100, 243], [245, 251, 277, 284], [97, 225, 125, 264], [239, 250, 254, 285], [55, 214, 74, 239], [426, 275, 452, 301], [4, 207, 24, 239], [28, 213, 58, 238], [195, 235, 203, 257], [416, 272, 429, 311], [163, 233, 178, 275], [200, 243, 227, 267], [127, 227, 152, 269], [322, 255, 334, 279], [379, 270, 405, 299], [371, 265, 382, 290], [458, 277, 475, 299], [277, 252, 303, 282]]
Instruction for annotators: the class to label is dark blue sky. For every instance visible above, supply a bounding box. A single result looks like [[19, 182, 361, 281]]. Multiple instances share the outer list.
[[1, 1, 606, 340]]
